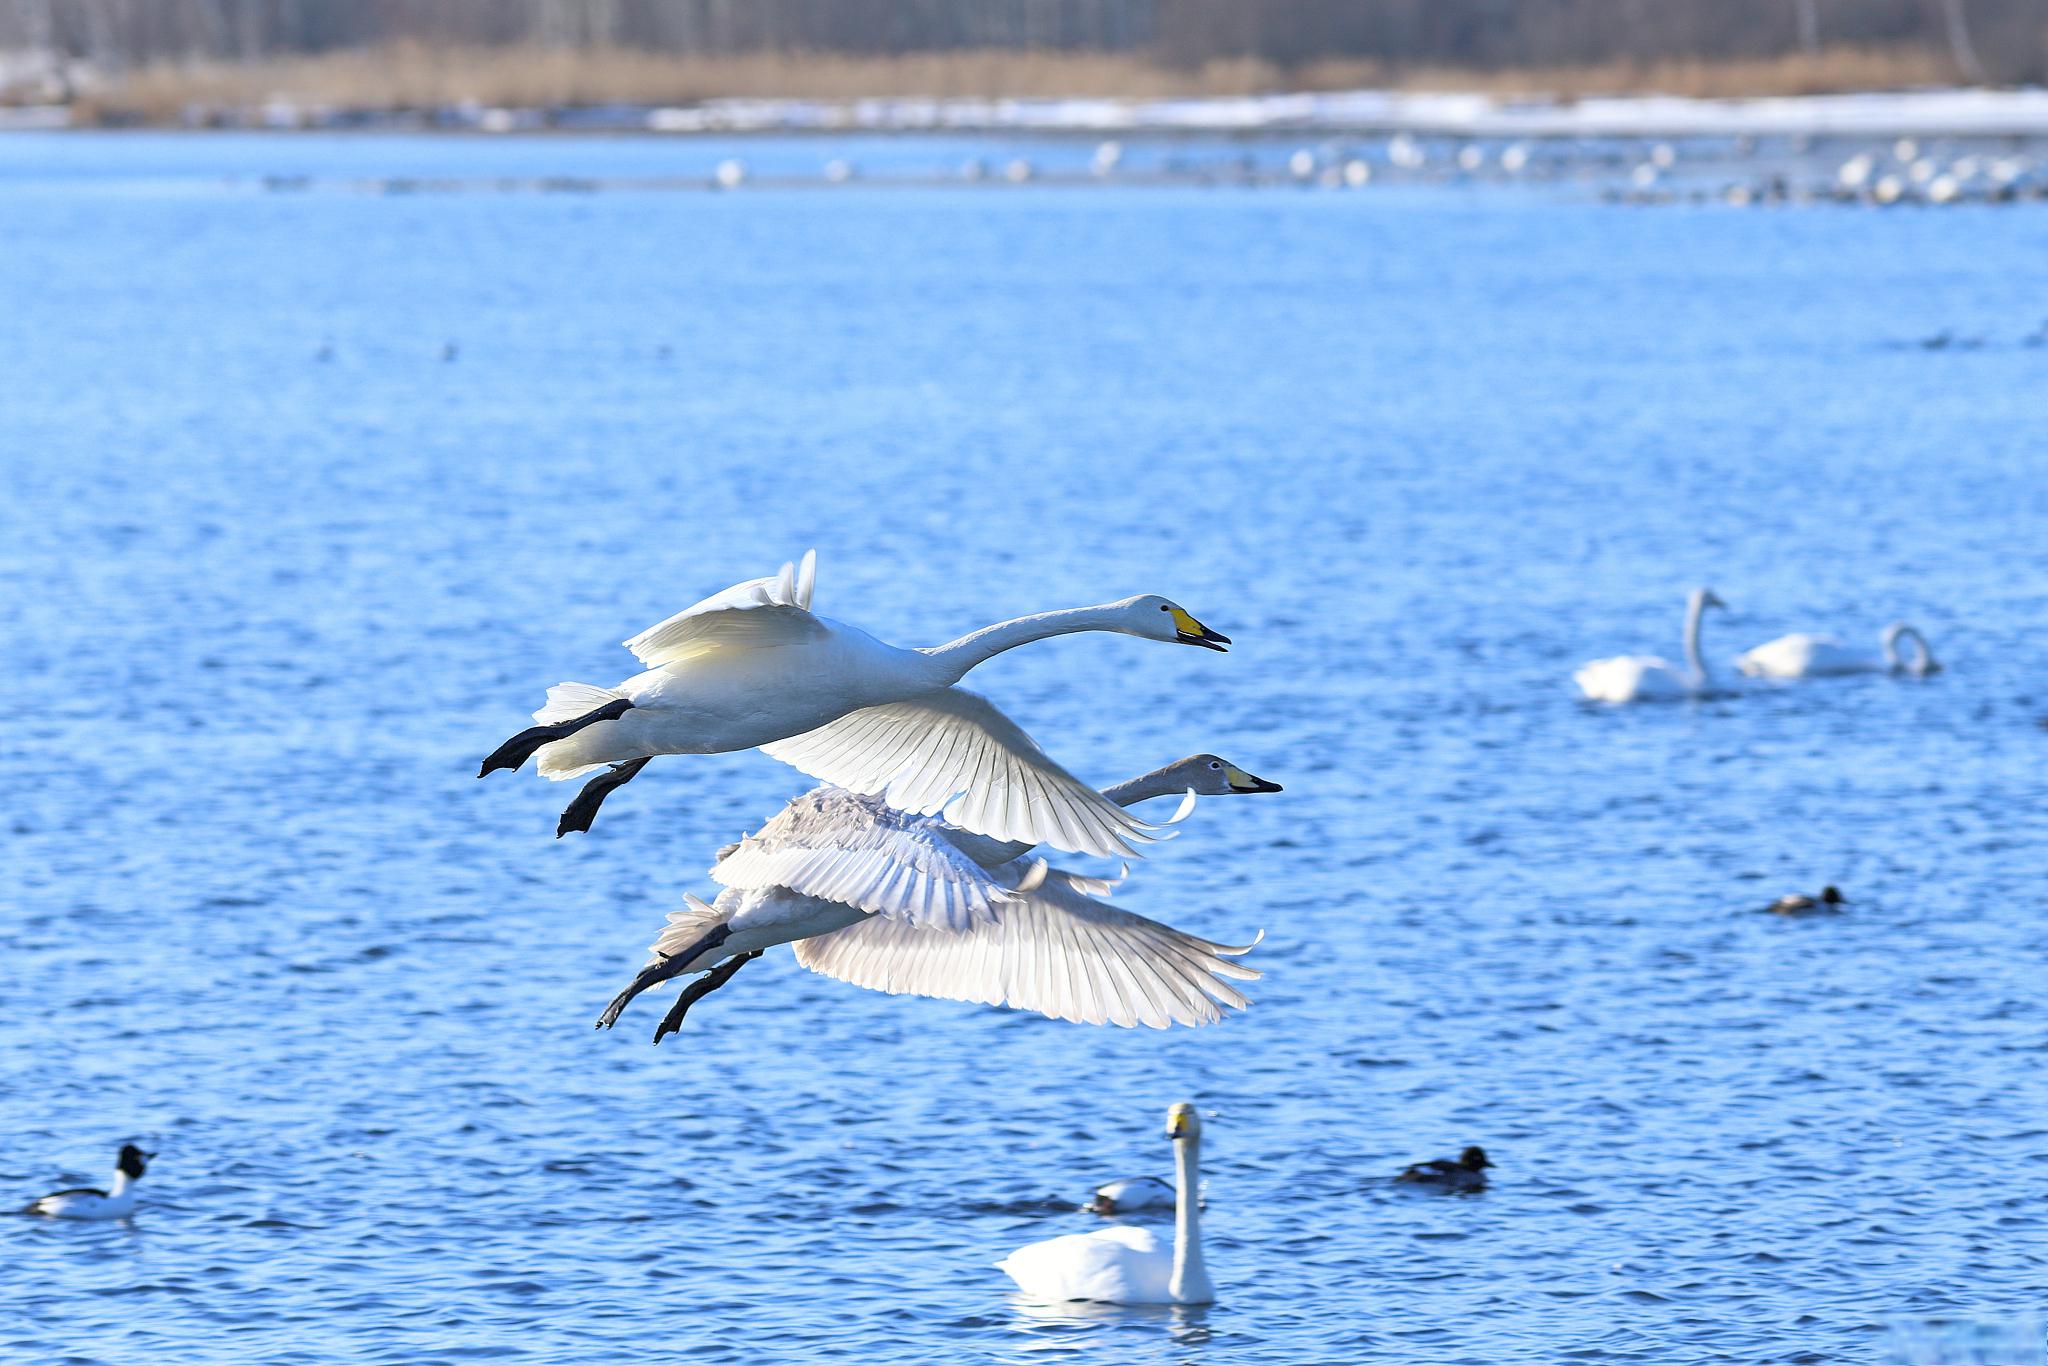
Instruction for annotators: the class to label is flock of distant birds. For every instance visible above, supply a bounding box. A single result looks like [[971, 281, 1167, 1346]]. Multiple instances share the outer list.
[[18, 557, 1906, 1303], [261, 129, 2048, 210]]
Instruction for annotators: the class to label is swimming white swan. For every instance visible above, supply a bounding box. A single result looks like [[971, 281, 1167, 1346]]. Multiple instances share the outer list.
[[1574, 588, 1727, 702], [479, 552, 1231, 852], [999, 1103, 1214, 1305], [1735, 623, 1938, 678], [20, 1144, 152, 1220], [595, 755, 1277, 1039]]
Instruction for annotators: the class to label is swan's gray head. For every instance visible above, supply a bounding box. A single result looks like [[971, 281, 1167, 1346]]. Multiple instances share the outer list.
[[1116, 595, 1230, 652], [1166, 1102, 1203, 1141], [1692, 588, 1727, 612], [117, 1144, 153, 1179], [1160, 754, 1282, 796]]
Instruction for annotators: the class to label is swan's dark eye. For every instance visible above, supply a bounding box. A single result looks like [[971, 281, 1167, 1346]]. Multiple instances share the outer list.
[[1208, 761, 1221, 769], [1159, 604, 1170, 611]]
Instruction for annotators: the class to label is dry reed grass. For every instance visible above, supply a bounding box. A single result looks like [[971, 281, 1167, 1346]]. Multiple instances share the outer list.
[[74, 41, 1966, 125]]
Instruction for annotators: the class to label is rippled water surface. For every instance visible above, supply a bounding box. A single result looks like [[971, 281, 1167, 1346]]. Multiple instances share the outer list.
[[4, 132, 2046, 1364]]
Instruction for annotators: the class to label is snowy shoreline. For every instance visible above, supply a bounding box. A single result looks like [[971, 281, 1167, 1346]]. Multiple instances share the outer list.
[[652, 86, 2048, 139], [7, 84, 2048, 139]]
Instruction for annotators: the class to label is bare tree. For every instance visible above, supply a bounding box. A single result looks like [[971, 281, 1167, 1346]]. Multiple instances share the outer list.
[[1935, 0, 1986, 81], [1794, 0, 1820, 53]]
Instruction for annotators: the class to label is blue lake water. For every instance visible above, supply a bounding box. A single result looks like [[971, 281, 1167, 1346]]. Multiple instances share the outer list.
[[3, 132, 2045, 1363]]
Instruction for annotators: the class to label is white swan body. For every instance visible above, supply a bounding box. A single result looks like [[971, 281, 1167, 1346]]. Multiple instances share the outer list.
[[1575, 588, 1726, 703], [1735, 623, 1938, 678], [494, 552, 1231, 855], [1000, 1103, 1214, 1305], [21, 1145, 151, 1220], [597, 756, 1276, 1037]]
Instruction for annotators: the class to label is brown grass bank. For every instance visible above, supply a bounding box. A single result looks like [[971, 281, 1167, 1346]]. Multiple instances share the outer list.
[[70, 42, 1968, 127]]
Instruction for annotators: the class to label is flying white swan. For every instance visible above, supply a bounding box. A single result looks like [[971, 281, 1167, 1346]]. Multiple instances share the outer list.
[[1574, 588, 1727, 702], [595, 754, 1278, 1040], [1734, 622, 1938, 678], [478, 551, 1231, 852], [999, 1102, 1214, 1305]]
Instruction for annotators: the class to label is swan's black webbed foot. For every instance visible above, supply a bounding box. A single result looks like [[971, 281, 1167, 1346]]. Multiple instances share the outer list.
[[557, 756, 651, 837], [597, 954, 683, 1031], [596, 921, 734, 1031], [653, 951, 760, 1045], [478, 698, 633, 778]]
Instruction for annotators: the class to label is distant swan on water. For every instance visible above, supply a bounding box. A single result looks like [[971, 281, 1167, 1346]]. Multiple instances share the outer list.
[[478, 551, 1231, 850], [1574, 588, 1727, 703], [1735, 623, 1938, 678], [594, 750, 1279, 1040], [999, 1104, 1215, 1305]]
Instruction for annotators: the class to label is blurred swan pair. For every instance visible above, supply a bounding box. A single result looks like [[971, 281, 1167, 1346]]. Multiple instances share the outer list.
[[483, 552, 1275, 1032], [1575, 587, 1939, 703]]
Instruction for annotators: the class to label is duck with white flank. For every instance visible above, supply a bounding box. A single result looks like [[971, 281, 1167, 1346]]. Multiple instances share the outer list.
[[1396, 1146, 1493, 1192], [479, 551, 1230, 848], [596, 752, 1279, 1040], [1087, 1175, 1176, 1216], [20, 1144, 153, 1219], [1000, 1104, 1214, 1305], [1765, 886, 1848, 915]]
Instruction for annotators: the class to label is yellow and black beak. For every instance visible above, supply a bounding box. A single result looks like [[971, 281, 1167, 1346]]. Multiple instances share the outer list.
[[1224, 764, 1283, 794], [1168, 606, 1230, 652]]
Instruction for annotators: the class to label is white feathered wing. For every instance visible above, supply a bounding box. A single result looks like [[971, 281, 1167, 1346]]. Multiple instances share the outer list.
[[760, 687, 1160, 859], [711, 787, 1014, 932], [792, 860, 1260, 1028]]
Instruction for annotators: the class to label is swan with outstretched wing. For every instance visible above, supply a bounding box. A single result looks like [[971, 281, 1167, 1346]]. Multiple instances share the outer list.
[[477, 550, 1231, 854], [595, 754, 1279, 1040]]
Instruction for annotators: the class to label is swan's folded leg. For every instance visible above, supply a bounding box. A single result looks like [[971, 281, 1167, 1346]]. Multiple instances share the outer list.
[[596, 921, 734, 1031], [557, 757, 651, 837], [478, 698, 634, 778], [653, 951, 759, 1045]]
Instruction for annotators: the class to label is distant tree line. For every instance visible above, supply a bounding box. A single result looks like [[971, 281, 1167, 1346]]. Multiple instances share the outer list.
[[2, 0, 2039, 83]]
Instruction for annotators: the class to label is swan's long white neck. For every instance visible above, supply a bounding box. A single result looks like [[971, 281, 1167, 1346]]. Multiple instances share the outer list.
[[1883, 623, 1934, 674], [919, 605, 1129, 683], [1683, 594, 1713, 685], [1101, 765, 1191, 808], [1170, 1133, 1213, 1304]]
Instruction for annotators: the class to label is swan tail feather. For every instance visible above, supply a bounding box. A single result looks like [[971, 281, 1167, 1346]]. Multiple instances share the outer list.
[[534, 681, 627, 725], [530, 682, 633, 780]]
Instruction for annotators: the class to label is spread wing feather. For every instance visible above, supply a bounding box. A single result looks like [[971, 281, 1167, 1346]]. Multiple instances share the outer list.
[[792, 861, 1260, 1028], [623, 550, 821, 667], [759, 688, 1157, 858], [710, 787, 1009, 931]]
